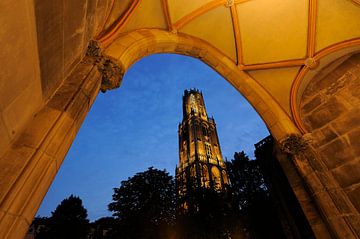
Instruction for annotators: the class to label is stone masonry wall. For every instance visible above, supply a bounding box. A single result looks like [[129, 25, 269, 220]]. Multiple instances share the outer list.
[[300, 53, 360, 219]]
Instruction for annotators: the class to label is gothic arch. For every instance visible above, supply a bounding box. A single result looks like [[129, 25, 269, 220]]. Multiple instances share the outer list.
[[103, 28, 300, 142]]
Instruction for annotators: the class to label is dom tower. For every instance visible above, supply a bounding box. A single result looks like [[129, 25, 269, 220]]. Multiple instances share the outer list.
[[176, 89, 229, 211]]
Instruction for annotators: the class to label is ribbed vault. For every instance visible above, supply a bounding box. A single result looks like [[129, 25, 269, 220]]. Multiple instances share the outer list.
[[96, 0, 360, 134]]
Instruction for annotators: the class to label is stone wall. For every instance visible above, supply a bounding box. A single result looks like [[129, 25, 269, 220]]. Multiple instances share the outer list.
[[34, 0, 112, 100], [300, 53, 360, 226], [0, 0, 110, 158], [0, 0, 42, 157]]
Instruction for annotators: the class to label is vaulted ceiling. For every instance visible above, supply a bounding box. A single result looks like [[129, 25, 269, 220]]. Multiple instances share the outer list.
[[95, 0, 360, 125]]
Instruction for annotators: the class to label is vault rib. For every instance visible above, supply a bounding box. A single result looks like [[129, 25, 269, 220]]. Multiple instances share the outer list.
[[307, 0, 317, 57], [160, 0, 173, 31], [230, 5, 243, 66]]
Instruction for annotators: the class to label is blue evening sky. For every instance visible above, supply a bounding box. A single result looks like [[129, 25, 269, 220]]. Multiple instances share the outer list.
[[37, 54, 269, 221]]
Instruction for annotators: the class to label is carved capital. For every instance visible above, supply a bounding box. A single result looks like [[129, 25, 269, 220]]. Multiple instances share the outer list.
[[86, 40, 102, 58], [85, 40, 124, 92], [98, 57, 124, 92], [280, 134, 309, 156]]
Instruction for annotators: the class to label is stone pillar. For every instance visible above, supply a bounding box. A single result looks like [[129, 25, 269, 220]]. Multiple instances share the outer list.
[[280, 134, 360, 238], [0, 41, 123, 239]]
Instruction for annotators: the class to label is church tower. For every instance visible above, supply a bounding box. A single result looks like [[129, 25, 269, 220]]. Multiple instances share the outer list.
[[176, 89, 229, 211]]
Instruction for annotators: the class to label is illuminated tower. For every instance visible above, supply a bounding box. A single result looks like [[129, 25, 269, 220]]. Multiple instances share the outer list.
[[176, 89, 229, 211]]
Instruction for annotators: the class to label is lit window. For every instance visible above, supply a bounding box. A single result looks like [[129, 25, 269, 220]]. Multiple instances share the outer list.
[[205, 143, 212, 158]]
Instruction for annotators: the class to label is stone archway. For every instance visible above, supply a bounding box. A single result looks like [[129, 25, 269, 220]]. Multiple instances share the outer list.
[[0, 36, 359, 239], [1, 0, 360, 238], [103, 28, 300, 141]]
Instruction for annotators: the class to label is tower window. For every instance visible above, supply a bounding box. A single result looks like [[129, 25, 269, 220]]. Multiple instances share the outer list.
[[205, 143, 212, 158], [202, 125, 207, 137]]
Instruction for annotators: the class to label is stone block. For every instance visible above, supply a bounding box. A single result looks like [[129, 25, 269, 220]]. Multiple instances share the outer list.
[[310, 221, 332, 239], [52, 125, 77, 170], [2, 151, 54, 215], [348, 53, 360, 66], [65, 91, 90, 120], [14, 106, 61, 149], [0, 0, 41, 109], [311, 126, 338, 147], [84, 0, 97, 45], [94, 0, 109, 34], [0, 212, 29, 239], [344, 215, 360, 237], [66, 62, 95, 86], [349, 128, 360, 156], [332, 158, 360, 188], [311, 73, 339, 97], [301, 95, 322, 114], [35, 0, 65, 99], [47, 63, 94, 111], [299, 199, 323, 225], [292, 184, 310, 202], [47, 83, 79, 111], [333, 60, 352, 77], [64, 0, 88, 74], [346, 185, 360, 213], [306, 98, 346, 130], [0, 146, 35, 204], [2, 82, 42, 141], [327, 189, 353, 214], [331, 108, 360, 136], [21, 161, 57, 223], [80, 67, 101, 98], [304, 172, 324, 195], [0, 116, 10, 157], [319, 138, 354, 169], [42, 114, 74, 158], [348, 62, 360, 77]]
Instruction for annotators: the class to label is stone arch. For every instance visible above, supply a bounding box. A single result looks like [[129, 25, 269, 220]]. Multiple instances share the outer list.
[[103, 29, 300, 142]]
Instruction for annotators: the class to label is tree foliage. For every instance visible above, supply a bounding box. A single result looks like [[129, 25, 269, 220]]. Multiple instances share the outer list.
[[33, 195, 89, 239], [176, 187, 237, 239], [226, 151, 267, 212], [108, 167, 176, 239], [226, 151, 286, 239]]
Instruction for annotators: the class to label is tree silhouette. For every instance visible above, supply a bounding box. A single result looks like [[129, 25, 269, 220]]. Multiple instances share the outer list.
[[226, 151, 267, 212], [176, 186, 237, 239], [108, 167, 176, 239], [30, 195, 89, 239], [226, 151, 286, 239], [48, 195, 90, 239]]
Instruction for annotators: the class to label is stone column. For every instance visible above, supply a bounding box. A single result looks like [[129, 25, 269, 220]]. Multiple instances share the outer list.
[[280, 134, 360, 238], [0, 41, 123, 239]]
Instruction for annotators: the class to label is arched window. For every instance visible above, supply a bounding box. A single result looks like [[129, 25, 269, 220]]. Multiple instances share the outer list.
[[222, 170, 229, 185], [202, 165, 210, 187], [211, 166, 222, 190], [205, 143, 212, 158]]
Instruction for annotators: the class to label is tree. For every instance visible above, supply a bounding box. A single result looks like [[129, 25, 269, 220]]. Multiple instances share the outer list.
[[226, 151, 286, 239], [176, 186, 237, 239], [48, 195, 90, 239], [90, 217, 118, 239], [226, 151, 267, 212], [108, 167, 176, 239]]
